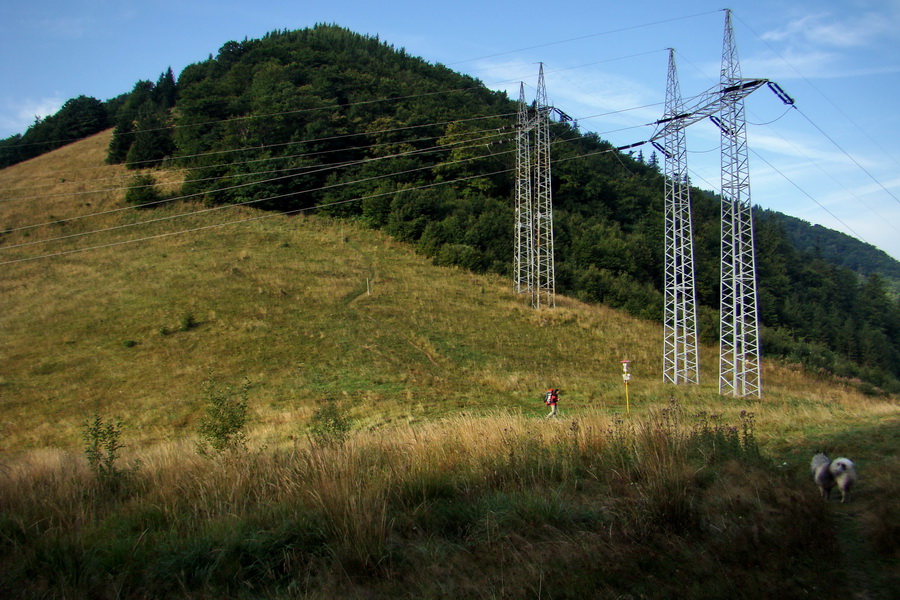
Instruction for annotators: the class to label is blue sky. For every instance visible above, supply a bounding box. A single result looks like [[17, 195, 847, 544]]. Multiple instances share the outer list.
[[2, 0, 899, 260]]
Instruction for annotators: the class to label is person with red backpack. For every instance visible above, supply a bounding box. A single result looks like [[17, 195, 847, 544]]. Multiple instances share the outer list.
[[544, 388, 559, 418]]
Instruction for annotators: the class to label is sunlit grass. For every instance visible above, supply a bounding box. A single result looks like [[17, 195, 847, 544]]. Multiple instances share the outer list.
[[1, 131, 898, 598]]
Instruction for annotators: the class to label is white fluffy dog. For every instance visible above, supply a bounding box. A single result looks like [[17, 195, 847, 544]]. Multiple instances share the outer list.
[[830, 457, 857, 503], [810, 452, 857, 503]]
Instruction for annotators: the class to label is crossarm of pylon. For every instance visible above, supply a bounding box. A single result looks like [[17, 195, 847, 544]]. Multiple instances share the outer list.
[[649, 78, 768, 142]]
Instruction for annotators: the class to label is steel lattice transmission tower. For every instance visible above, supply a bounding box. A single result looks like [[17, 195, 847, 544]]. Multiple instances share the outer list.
[[661, 49, 699, 385], [717, 9, 761, 397], [643, 12, 792, 395], [514, 82, 534, 297], [514, 64, 555, 308]]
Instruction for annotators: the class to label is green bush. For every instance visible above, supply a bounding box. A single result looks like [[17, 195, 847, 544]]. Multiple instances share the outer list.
[[196, 378, 250, 456], [308, 398, 351, 446], [124, 174, 162, 206], [82, 414, 136, 492], [179, 312, 198, 332]]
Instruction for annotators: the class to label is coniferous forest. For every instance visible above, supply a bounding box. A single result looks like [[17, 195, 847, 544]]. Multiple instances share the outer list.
[[3, 25, 899, 392]]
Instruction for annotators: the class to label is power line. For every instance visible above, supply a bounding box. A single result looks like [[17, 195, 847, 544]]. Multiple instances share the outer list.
[[2, 99, 662, 205], [447, 10, 722, 66], [0, 166, 515, 267], [1, 127, 511, 207], [0, 138, 631, 267], [0, 124, 510, 196], [794, 106, 900, 207], [1, 111, 517, 189], [1, 136, 515, 252], [0, 83, 500, 153], [750, 148, 866, 242]]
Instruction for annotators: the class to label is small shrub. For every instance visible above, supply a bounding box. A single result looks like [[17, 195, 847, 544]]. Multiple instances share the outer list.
[[82, 414, 136, 491], [122, 339, 137, 348], [124, 173, 162, 207], [196, 378, 249, 456], [309, 398, 352, 446], [179, 312, 198, 332]]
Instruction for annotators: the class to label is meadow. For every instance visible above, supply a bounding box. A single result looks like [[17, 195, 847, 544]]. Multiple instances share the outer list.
[[0, 132, 897, 598]]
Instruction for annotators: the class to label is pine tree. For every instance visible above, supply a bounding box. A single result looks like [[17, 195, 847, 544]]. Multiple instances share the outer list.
[[124, 106, 174, 168]]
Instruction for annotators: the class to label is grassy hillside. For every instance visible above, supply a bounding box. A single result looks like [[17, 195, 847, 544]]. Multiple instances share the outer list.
[[1, 133, 898, 598]]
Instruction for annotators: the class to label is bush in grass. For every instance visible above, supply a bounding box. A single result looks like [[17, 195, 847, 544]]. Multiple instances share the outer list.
[[179, 312, 198, 332], [196, 378, 249, 456], [82, 413, 137, 492], [124, 173, 162, 207], [309, 397, 352, 446]]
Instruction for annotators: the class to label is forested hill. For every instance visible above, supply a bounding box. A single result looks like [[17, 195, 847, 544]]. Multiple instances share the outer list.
[[763, 209, 900, 286], [5, 25, 900, 392]]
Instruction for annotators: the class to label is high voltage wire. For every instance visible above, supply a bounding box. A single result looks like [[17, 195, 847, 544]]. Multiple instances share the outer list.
[[746, 110, 900, 237], [3, 98, 659, 203], [0, 166, 515, 267], [7, 8, 893, 264], [0, 140, 628, 267], [0, 136, 516, 252], [1, 127, 512, 206], [447, 10, 722, 66], [0, 124, 511, 196], [2, 114, 660, 239], [1, 10, 722, 154], [750, 148, 866, 242], [1, 111, 518, 189], [793, 107, 900, 208], [0, 49, 664, 177], [0, 83, 501, 153]]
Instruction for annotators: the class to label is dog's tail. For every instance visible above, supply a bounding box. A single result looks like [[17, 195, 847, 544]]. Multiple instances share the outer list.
[[830, 457, 856, 503], [830, 457, 855, 476]]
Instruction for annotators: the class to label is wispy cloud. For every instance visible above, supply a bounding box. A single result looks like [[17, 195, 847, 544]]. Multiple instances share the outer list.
[[472, 58, 662, 139], [761, 10, 898, 49], [746, 4, 900, 81], [38, 16, 95, 40], [0, 97, 64, 138]]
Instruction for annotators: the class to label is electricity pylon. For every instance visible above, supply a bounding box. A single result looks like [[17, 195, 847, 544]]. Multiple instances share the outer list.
[[514, 64, 555, 308], [515, 82, 534, 297], [645, 11, 793, 395], [661, 49, 699, 385], [717, 9, 761, 398], [533, 64, 555, 308]]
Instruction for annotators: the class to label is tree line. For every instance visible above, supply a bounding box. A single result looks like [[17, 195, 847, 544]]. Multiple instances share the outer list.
[[0, 95, 113, 168]]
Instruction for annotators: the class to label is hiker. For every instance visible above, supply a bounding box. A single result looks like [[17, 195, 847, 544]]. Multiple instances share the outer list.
[[544, 388, 559, 418]]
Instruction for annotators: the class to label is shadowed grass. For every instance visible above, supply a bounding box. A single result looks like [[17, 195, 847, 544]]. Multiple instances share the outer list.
[[0, 407, 854, 599], [2, 130, 898, 598]]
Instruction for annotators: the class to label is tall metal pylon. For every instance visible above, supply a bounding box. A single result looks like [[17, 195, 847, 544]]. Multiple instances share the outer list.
[[717, 9, 761, 397], [533, 64, 555, 308], [514, 82, 534, 297], [661, 49, 699, 385], [514, 65, 555, 309]]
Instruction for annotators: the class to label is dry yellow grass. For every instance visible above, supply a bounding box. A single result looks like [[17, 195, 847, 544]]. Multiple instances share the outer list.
[[0, 131, 897, 463], [1, 133, 898, 596]]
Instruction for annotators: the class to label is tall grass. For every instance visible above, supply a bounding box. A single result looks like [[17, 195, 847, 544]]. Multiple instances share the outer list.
[[0, 405, 865, 599], [2, 129, 898, 598]]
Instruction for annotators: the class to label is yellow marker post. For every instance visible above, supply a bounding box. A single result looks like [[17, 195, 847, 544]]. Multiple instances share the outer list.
[[620, 359, 632, 414]]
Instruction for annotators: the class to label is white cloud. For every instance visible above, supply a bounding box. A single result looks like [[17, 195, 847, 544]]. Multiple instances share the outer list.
[[39, 16, 94, 40], [762, 11, 898, 49], [0, 97, 64, 138]]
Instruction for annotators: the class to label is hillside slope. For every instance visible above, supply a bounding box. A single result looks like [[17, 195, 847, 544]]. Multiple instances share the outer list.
[[0, 132, 895, 452], [1, 131, 898, 600], [3, 25, 900, 392]]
